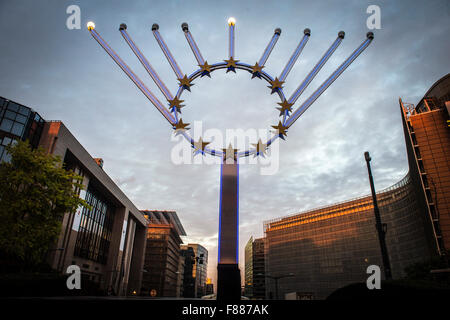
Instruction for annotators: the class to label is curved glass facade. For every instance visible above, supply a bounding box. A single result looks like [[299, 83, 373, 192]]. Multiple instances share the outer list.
[[262, 74, 449, 300], [0, 97, 45, 162], [264, 174, 436, 299]]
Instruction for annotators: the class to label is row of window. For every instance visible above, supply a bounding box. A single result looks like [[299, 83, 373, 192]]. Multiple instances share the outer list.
[[0, 136, 17, 162], [0, 98, 45, 157], [1, 100, 31, 137], [74, 188, 115, 264]]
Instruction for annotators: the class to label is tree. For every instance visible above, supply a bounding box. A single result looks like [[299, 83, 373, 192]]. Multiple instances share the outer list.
[[0, 140, 88, 270]]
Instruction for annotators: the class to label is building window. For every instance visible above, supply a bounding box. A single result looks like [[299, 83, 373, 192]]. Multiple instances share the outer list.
[[74, 187, 115, 264], [0, 119, 13, 132], [11, 122, 25, 136], [0, 136, 16, 162], [0, 99, 44, 149]]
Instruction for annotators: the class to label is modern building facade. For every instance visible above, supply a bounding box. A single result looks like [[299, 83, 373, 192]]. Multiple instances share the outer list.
[[141, 210, 186, 297], [176, 253, 185, 298], [252, 238, 266, 299], [205, 278, 214, 295], [0, 96, 44, 161], [400, 73, 450, 254], [180, 245, 196, 297], [41, 121, 149, 296], [263, 74, 449, 299], [181, 243, 208, 298], [244, 237, 254, 297], [1, 97, 149, 296], [244, 237, 265, 299], [264, 174, 436, 299]]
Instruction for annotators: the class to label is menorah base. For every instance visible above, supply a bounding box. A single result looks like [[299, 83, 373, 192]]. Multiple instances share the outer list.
[[216, 263, 241, 301]]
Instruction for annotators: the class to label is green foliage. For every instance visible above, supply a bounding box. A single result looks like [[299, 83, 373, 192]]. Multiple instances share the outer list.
[[0, 140, 88, 269]]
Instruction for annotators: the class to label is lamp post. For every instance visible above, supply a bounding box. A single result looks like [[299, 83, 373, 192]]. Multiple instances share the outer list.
[[364, 151, 392, 280], [265, 273, 294, 300]]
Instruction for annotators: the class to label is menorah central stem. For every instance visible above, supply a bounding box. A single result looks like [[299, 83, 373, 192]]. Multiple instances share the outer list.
[[217, 159, 241, 300]]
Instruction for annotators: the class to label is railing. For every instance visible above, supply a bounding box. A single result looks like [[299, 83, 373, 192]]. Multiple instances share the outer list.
[[402, 102, 416, 118]]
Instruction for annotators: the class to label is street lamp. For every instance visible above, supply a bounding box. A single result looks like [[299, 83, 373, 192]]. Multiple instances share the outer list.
[[364, 151, 392, 280], [265, 273, 294, 300]]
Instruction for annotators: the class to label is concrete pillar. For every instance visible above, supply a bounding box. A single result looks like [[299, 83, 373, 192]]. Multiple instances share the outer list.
[[47, 167, 89, 274], [105, 206, 128, 295], [120, 218, 136, 295], [217, 160, 241, 300]]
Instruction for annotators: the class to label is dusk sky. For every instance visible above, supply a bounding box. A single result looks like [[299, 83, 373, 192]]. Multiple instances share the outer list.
[[1, 0, 449, 285]]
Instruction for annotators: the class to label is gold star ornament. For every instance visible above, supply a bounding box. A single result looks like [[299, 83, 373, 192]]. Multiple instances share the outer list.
[[276, 100, 294, 116], [222, 143, 239, 161], [268, 77, 284, 94], [199, 61, 212, 77], [224, 57, 239, 73], [193, 137, 210, 155], [251, 62, 264, 79], [173, 119, 190, 133], [167, 96, 185, 113], [251, 139, 268, 157], [178, 74, 194, 91], [271, 121, 288, 139]]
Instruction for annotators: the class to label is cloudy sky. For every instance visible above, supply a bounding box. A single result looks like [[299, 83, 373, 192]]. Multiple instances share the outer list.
[[1, 0, 449, 285]]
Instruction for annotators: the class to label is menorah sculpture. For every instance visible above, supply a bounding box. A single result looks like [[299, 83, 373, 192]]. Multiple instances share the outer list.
[[87, 18, 373, 300]]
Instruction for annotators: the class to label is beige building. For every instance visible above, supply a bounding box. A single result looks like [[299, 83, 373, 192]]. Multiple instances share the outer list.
[[0, 98, 148, 296], [41, 121, 148, 296], [141, 210, 186, 297]]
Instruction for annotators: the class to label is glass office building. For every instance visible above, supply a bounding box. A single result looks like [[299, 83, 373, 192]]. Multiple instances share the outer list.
[[0, 96, 44, 162], [252, 238, 266, 299], [264, 174, 435, 299], [187, 243, 209, 298], [141, 210, 187, 297], [1, 96, 149, 296], [245, 237, 265, 299], [244, 237, 254, 297], [263, 74, 449, 299], [400, 73, 450, 254], [180, 244, 209, 298], [181, 246, 196, 297]]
